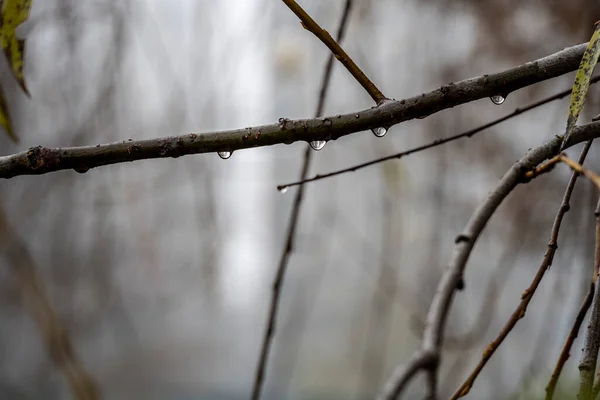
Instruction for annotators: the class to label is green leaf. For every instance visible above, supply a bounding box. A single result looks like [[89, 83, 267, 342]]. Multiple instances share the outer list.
[[0, 82, 17, 142], [563, 22, 600, 147], [0, 0, 32, 95]]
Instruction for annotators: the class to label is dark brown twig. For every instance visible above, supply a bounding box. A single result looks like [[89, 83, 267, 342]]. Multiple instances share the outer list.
[[0, 206, 100, 400], [250, 2, 354, 399], [280, 0, 385, 103], [0, 43, 592, 179], [449, 141, 593, 400], [279, 76, 600, 191], [578, 196, 600, 400]]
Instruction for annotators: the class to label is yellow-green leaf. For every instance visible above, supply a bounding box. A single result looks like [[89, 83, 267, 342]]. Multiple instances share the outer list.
[[0, 82, 17, 142], [0, 0, 32, 95], [563, 22, 600, 148]]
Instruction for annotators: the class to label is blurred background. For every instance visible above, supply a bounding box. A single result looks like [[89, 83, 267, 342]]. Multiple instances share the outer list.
[[1, 0, 600, 399]]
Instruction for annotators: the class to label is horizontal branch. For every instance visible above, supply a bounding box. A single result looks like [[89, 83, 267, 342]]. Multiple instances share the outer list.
[[377, 121, 600, 400], [0, 42, 589, 179], [278, 75, 600, 190]]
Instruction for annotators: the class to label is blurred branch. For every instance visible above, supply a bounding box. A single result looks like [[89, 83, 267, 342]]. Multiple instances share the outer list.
[[579, 196, 600, 400], [412, 206, 535, 351], [279, 76, 600, 190], [0, 42, 592, 178], [250, 2, 354, 400], [546, 283, 594, 400], [560, 155, 600, 188], [377, 135, 594, 400], [280, 0, 385, 103], [448, 142, 593, 400], [0, 206, 99, 400]]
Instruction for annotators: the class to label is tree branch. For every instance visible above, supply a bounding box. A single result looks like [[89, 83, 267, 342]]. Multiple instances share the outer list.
[[280, 0, 385, 103], [579, 196, 600, 400], [0, 206, 100, 400], [377, 124, 600, 399], [279, 76, 600, 191], [546, 283, 594, 400], [0, 43, 590, 179], [250, 1, 354, 399], [447, 141, 593, 400]]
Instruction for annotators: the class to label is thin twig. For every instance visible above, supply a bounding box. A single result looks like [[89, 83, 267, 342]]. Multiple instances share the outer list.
[[280, 0, 385, 103], [546, 283, 594, 400], [0, 206, 100, 400], [0, 43, 591, 179], [560, 155, 600, 188], [578, 196, 600, 400], [279, 76, 600, 191], [377, 130, 597, 400], [596, 195, 600, 281], [448, 142, 593, 400], [250, 2, 354, 399]]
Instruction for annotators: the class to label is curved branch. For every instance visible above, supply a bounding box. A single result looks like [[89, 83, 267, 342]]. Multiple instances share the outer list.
[[377, 122, 600, 400], [447, 143, 592, 399], [0, 42, 590, 179]]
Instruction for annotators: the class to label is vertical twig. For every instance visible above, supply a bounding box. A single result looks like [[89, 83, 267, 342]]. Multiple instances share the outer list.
[[249, 2, 354, 399], [0, 207, 100, 400], [578, 196, 600, 400]]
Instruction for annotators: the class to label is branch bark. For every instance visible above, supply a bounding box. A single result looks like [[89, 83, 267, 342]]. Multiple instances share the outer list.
[[278, 76, 600, 191], [0, 43, 590, 179]]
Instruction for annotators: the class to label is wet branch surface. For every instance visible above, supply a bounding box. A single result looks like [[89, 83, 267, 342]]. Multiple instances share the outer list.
[[0, 43, 590, 179]]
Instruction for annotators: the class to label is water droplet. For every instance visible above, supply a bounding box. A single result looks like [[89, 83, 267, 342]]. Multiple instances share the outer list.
[[309, 140, 326, 151], [278, 186, 289, 194], [490, 95, 505, 105], [371, 127, 387, 137], [217, 151, 232, 159]]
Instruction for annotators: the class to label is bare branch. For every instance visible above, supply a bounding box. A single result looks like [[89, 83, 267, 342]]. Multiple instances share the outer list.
[[561, 155, 600, 188], [378, 350, 439, 399], [250, 2, 354, 399], [447, 141, 593, 400], [579, 196, 600, 400], [0, 207, 100, 400], [279, 76, 600, 191], [546, 283, 594, 400], [280, 0, 385, 103], [0, 43, 591, 179], [377, 126, 599, 399]]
